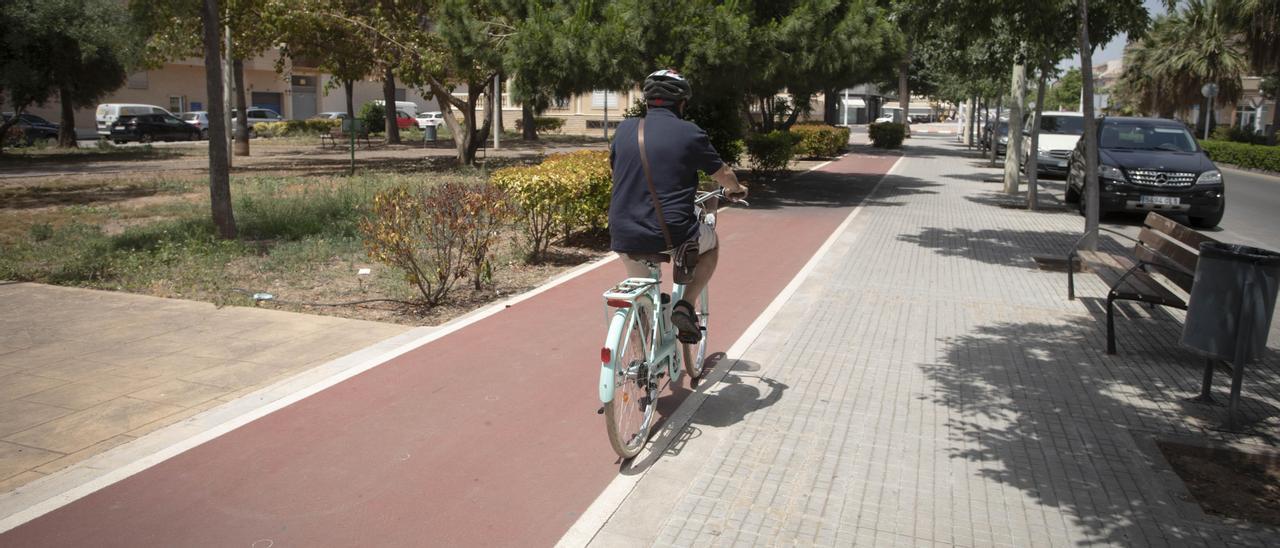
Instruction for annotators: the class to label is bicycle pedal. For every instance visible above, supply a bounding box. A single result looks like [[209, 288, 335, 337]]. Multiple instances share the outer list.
[[596, 406, 605, 415]]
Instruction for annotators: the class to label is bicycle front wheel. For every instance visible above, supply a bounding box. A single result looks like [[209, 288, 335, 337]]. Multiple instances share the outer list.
[[604, 296, 657, 459], [682, 287, 709, 379]]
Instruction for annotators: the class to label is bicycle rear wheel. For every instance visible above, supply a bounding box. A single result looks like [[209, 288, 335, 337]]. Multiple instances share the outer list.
[[682, 287, 709, 379], [605, 296, 657, 459]]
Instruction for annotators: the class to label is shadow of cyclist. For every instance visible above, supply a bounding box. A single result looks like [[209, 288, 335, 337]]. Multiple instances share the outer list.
[[620, 357, 788, 473]]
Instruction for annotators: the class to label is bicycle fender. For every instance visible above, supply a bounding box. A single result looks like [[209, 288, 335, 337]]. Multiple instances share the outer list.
[[599, 307, 629, 403]]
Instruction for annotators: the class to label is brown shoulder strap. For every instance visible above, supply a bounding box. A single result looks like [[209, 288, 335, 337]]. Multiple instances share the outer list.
[[638, 118, 674, 250]]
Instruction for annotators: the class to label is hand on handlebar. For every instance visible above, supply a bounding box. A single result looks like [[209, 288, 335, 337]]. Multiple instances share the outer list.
[[724, 185, 748, 204]]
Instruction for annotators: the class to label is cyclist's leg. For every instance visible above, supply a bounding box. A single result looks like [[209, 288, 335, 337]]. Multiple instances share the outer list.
[[684, 223, 718, 309], [620, 254, 658, 279]]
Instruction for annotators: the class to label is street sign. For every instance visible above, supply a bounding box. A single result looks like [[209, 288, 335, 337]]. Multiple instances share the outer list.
[[1201, 83, 1219, 98]]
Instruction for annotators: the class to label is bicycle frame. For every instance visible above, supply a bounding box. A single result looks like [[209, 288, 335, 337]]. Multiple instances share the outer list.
[[599, 269, 688, 403]]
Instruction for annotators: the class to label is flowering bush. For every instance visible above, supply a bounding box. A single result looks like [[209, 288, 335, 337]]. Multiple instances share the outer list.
[[490, 150, 611, 262]]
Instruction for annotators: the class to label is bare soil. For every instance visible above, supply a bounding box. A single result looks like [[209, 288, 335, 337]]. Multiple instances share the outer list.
[[1158, 440, 1280, 527]]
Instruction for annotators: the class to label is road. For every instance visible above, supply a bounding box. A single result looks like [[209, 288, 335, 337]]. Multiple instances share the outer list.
[[1215, 166, 1280, 249]]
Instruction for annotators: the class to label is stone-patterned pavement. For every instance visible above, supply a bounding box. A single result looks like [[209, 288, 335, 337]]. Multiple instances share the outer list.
[[594, 138, 1280, 546], [0, 283, 409, 494]]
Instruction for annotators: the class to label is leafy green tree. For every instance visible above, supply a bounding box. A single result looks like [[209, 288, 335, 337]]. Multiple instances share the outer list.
[[0, 0, 136, 151], [1046, 68, 1082, 111]]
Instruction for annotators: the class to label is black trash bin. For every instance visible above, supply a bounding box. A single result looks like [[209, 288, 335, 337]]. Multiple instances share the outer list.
[[1181, 242, 1280, 429], [423, 124, 437, 143]]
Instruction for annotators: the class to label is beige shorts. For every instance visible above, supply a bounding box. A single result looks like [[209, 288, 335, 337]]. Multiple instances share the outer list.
[[620, 223, 718, 277]]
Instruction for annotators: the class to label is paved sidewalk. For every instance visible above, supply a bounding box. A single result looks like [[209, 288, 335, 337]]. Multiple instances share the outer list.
[[588, 138, 1280, 546], [0, 283, 409, 494]]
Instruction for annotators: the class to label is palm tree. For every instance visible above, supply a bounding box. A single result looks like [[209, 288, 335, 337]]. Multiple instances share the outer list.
[[1229, 0, 1280, 142], [1156, 0, 1249, 130], [1116, 0, 1248, 130]]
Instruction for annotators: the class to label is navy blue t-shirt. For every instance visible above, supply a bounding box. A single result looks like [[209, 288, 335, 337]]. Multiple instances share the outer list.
[[609, 107, 724, 253]]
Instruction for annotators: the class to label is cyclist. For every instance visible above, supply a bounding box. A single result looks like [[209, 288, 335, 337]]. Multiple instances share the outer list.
[[608, 69, 747, 344]]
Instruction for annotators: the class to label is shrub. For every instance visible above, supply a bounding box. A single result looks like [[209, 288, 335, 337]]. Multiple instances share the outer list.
[[360, 182, 489, 306], [1211, 125, 1266, 145], [791, 123, 849, 158], [253, 121, 287, 138], [490, 150, 611, 262], [458, 183, 515, 289], [359, 102, 386, 134], [869, 122, 906, 149], [514, 116, 566, 134], [745, 130, 796, 178], [1199, 140, 1280, 172]]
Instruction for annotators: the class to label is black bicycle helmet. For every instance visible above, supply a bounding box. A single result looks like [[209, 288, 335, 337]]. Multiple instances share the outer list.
[[643, 69, 692, 106]]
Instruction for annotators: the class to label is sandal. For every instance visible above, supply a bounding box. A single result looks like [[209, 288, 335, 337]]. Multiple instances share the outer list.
[[671, 300, 701, 344]]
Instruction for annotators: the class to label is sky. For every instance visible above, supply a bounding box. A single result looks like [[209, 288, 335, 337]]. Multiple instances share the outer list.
[[1058, 0, 1169, 71]]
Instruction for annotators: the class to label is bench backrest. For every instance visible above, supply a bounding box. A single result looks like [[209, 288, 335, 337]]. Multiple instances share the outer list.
[[1133, 212, 1218, 293]]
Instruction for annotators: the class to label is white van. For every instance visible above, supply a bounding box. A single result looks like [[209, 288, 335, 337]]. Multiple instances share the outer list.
[[96, 104, 173, 136], [372, 100, 419, 118]]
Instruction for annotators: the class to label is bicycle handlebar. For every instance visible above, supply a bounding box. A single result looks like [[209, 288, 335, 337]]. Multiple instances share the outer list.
[[696, 187, 749, 207]]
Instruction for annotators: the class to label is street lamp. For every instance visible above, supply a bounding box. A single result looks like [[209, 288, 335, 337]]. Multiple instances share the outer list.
[[1201, 83, 1219, 140]]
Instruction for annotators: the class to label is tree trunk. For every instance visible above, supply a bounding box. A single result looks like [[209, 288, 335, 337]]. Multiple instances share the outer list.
[[201, 0, 236, 239], [233, 58, 249, 156], [58, 87, 77, 148], [1028, 67, 1048, 211], [494, 75, 503, 141], [522, 104, 537, 140], [1268, 101, 1279, 145], [383, 67, 400, 144], [899, 39, 912, 136], [824, 87, 838, 125], [990, 96, 1003, 166], [963, 95, 975, 147], [1003, 62, 1027, 195], [1080, 0, 1100, 251], [344, 80, 355, 121]]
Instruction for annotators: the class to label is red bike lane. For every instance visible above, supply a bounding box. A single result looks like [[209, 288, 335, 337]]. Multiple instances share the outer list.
[[1, 152, 898, 547]]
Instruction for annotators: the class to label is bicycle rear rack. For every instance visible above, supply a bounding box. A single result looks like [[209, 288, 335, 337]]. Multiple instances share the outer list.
[[602, 277, 658, 302]]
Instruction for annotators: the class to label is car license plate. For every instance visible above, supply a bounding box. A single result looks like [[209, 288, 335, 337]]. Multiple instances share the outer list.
[[1140, 196, 1180, 206]]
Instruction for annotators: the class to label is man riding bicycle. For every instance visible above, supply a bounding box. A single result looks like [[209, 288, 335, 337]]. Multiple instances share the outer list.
[[609, 69, 748, 344]]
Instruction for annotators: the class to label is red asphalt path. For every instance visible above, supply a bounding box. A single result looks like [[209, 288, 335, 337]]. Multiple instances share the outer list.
[[1, 152, 897, 547]]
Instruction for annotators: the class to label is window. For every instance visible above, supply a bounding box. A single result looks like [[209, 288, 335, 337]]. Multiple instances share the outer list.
[[395, 88, 407, 101], [591, 90, 619, 109], [1040, 116, 1084, 135], [553, 96, 570, 109], [127, 72, 149, 90], [169, 96, 185, 114]]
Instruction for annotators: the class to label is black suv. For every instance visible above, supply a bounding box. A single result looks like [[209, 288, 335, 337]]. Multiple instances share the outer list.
[[1066, 116, 1225, 228], [2, 112, 59, 146]]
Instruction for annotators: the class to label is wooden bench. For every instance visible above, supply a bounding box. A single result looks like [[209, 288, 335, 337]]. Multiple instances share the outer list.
[[321, 127, 371, 149], [1066, 212, 1219, 354]]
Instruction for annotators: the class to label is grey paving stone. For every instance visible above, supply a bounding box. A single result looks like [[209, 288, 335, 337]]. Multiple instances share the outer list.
[[607, 139, 1280, 547]]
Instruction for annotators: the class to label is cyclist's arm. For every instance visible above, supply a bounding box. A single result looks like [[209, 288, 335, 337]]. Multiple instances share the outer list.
[[710, 164, 747, 199]]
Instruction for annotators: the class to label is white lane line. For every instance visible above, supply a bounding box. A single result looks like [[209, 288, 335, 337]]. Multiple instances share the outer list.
[[557, 154, 906, 548], [0, 253, 624, 533]]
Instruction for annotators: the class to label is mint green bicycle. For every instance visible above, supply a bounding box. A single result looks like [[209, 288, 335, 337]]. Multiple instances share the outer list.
[[599, 188, 746, 459]]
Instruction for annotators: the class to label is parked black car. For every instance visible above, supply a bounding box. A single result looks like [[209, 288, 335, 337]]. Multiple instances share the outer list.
[[1065, 116, 1225, 228], [1, 112, 59, 146], [109, 113, 201, 143], [980, 119, 1010, 155]]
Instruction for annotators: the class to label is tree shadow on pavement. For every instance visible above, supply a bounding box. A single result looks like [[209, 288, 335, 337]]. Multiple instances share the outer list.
[[747, 172, 940, 211], [898, 228, 1124, 268], [920, 307, 1280, 545]]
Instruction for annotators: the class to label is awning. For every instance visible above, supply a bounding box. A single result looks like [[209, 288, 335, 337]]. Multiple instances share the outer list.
[[842, 98, 867, 108]]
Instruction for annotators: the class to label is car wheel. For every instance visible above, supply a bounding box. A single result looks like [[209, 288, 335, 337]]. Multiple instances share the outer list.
[[201, 129, 209, 140], [1189, 203, 1225, 229], [1065, 183, 1080, 204], [113, 140, 126, 145], [140, 133, 153, 144]]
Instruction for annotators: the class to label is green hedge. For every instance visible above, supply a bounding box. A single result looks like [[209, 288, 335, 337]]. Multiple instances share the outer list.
[[745, 130, 796, 177], [791, 123, 849, 158], [868, 122, 906, 149], [254, 119, 340, 138], [1199, 140, 1280, 172], [514, 116, 566, 134]]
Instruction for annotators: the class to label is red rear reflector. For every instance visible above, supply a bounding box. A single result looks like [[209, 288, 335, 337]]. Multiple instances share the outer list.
[[606, 299, 632, 308], [601, 347, 611, 363]]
